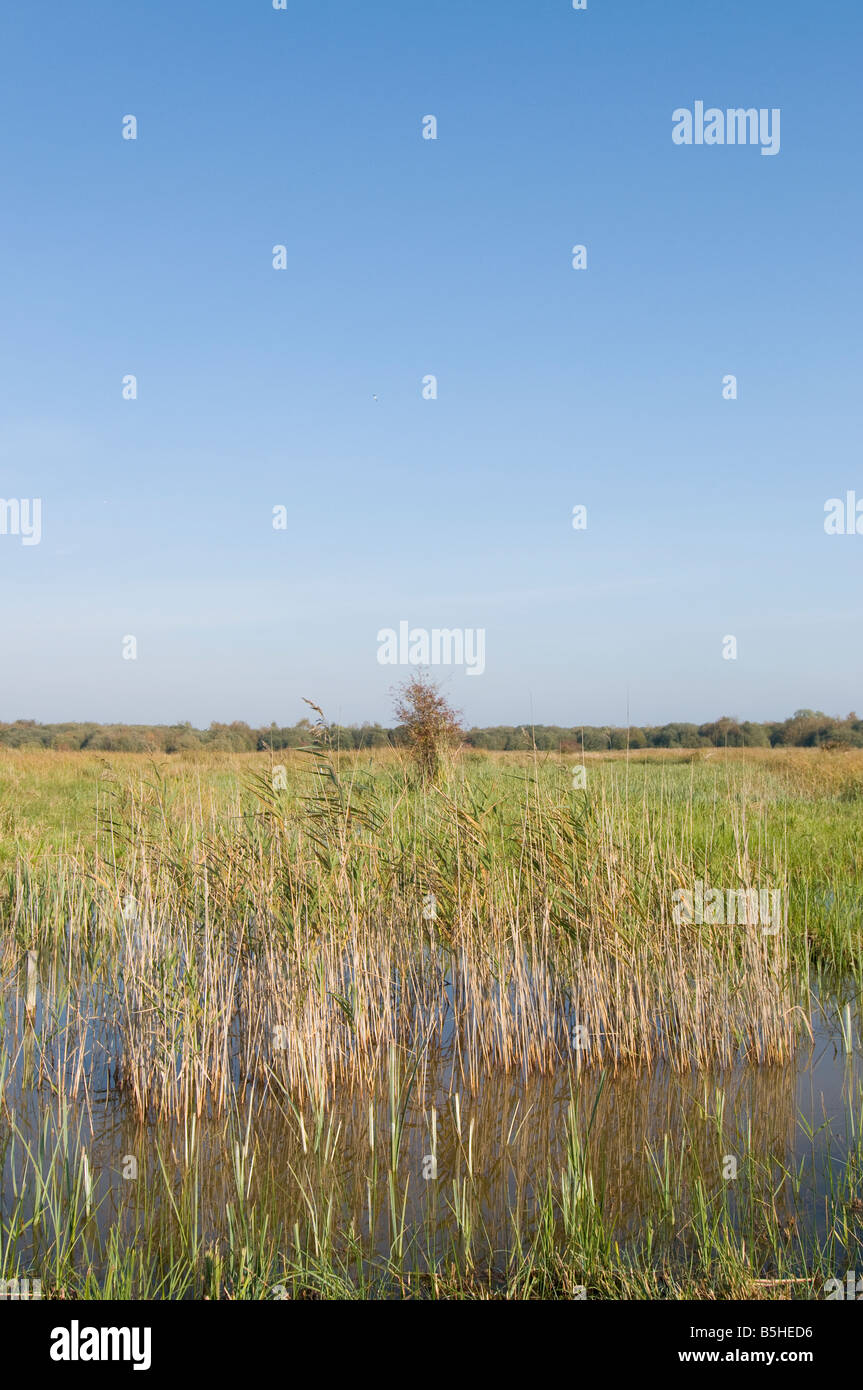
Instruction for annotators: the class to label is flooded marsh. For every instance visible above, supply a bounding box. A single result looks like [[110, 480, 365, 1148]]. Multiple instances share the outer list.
[[1, 747, 862, 1298]]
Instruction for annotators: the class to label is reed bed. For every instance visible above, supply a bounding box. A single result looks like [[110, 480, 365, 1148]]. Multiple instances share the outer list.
[[0, 746, 814, 1119], [1, 747, 863, 1298]]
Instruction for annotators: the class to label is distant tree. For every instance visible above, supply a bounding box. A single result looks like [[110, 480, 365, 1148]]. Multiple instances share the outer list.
[[740, 721, 770, 747], [580, 728, 607, 751], [355, 723, 391, 749]]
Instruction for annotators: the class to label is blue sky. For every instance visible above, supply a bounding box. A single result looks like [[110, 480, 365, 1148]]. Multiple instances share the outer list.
[[1, 0, 860, 729]]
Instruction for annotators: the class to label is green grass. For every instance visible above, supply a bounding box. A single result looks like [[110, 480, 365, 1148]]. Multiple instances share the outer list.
[[1, 746, 862, 1298]]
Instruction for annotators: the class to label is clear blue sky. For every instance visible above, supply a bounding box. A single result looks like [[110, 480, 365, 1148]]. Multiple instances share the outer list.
[[1, 0, 860, 729]]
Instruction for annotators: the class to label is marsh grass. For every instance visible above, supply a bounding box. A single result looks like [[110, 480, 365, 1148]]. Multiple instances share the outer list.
[[1, 747, 862, 1297]]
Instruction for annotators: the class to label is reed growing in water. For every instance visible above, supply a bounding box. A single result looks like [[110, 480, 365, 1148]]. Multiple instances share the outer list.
[[2, 744, 862, 1298], [3, 741, 847, 1121]]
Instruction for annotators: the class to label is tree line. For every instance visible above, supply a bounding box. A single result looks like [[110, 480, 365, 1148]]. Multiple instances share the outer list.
[[0, 710, 860, 753]]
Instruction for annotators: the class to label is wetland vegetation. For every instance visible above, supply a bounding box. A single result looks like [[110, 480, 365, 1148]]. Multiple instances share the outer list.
[[1, 739, 862, 1299]]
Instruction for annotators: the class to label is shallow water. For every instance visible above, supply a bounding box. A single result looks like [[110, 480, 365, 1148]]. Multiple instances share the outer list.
[[2, 971, 862, 1294]]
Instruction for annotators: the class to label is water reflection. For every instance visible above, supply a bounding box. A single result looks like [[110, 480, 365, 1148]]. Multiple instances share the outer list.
[[2, 977, 861, 1291]]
